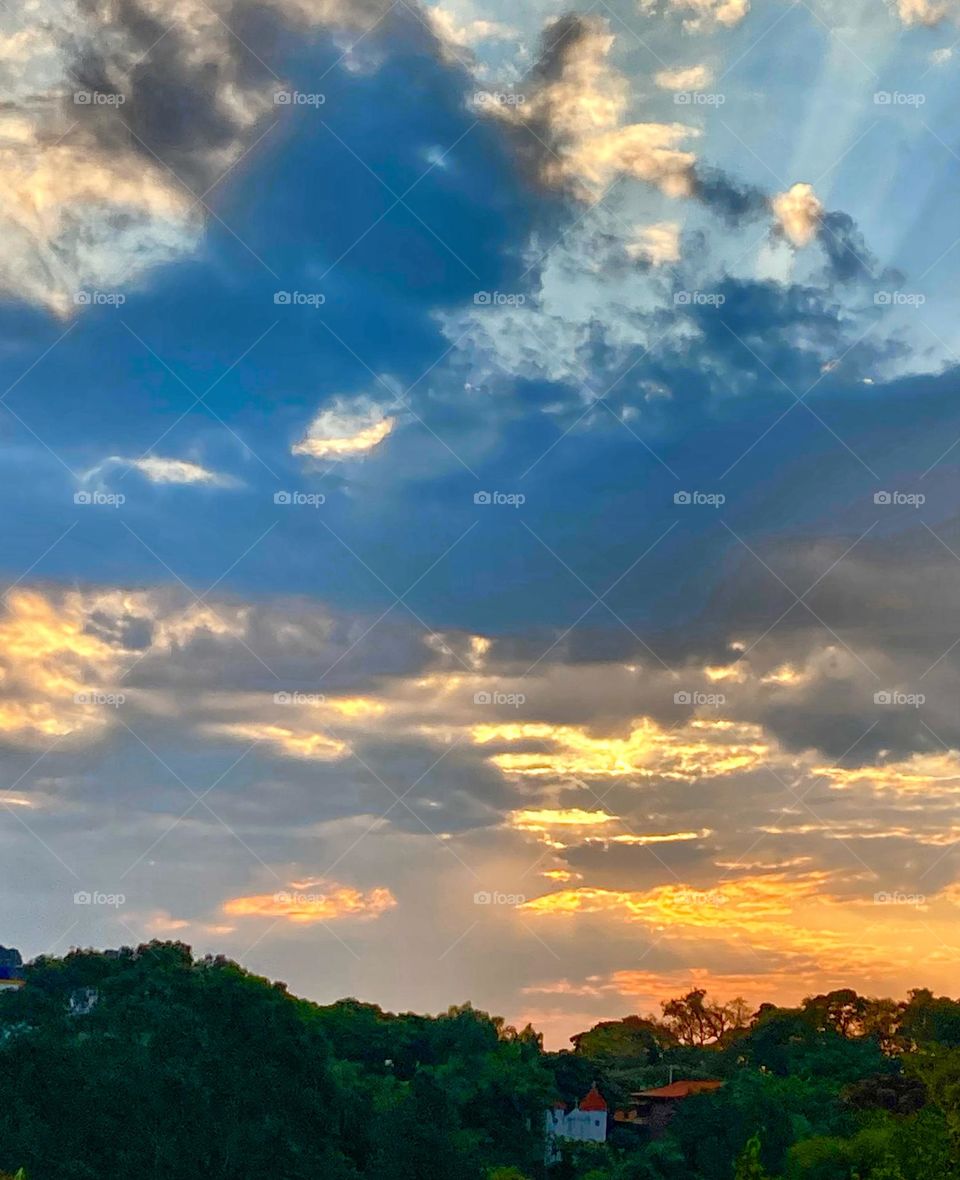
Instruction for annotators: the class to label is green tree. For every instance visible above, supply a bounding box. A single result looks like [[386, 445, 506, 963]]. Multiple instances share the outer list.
[[734, 1134, 769, 1180]]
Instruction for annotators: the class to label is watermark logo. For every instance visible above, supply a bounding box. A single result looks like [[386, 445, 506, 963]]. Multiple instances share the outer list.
[[274, 90, 325, 106], [74, 890, 125, 907], [874, 290, 925, 307], [674, 290, 725, 307], [674, 490, 725, 507], [74, 290, 125, 307], [674, 91, 725, 106], [74, 90, 125, 106], [273, 691, 326, 705], [874, 91, 925, 107], [874, 890, 925, 907], [474, 490, 525, 507], [874, 690, 925, 708], [674, 690, 725, 707], [474, 90, 526, 107], [473, 291, 526, 306], [73, 691, 125, 708], [274, 290, 325, 307], [74, 490, 125, 508], [675, 889, 727, 907], [274, 491, 325, 507], [474, 890, 526, 905], [873, 490, 925, 506], [473, 690, 525, 708]]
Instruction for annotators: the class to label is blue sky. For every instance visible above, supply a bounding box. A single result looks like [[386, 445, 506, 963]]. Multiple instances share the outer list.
[[3, 0, 960, 1045]]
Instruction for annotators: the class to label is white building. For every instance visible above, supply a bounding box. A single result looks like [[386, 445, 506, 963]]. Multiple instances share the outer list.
[[545, 1084, 607, 1162]]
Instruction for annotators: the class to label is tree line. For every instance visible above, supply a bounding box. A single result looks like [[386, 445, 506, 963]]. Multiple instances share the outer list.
[[1, 944, 960, 1179]]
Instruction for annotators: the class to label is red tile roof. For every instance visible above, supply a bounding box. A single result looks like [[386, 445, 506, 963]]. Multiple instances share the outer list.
[[579, 1084, 608, 1112], [633, 1079, 723, 1100]]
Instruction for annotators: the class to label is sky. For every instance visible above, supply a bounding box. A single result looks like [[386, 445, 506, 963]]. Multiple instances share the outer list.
[[2, 0, 960, 1049]]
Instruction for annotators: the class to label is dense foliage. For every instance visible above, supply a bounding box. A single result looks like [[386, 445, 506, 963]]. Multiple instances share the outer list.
[[1, 945, 960, 1180]]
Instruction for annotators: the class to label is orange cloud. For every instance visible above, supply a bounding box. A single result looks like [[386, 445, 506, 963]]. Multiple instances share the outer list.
[[223, 882, 397, 924]]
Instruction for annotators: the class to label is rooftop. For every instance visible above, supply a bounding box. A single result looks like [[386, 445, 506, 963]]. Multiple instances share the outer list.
[[632, 1080, 724, 1100], [578, 1084, 608, 1112]]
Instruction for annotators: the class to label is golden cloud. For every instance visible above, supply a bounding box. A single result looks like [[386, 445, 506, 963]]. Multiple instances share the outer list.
[[206, 722, 349, 761], [520, 872, 834, 931], [510, 807, 618, 831], [0, 590, 128, 743], [895, 0, 953, 25], [224, 882, 397, 923], [816, 751, 960, 795], [292, 397, 395, 460], [471, 716, 769, 780]]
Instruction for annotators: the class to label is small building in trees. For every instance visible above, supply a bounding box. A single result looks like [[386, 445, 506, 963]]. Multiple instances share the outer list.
[[0, 948, 23, 991], [616, 1079, 723, 1137], [545, 1084, 608, 1161]]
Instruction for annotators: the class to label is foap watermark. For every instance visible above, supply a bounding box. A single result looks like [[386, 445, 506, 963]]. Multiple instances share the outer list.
[[274, 490, 325, 507], [874, 90, 925, 107], [874, 890, 925, 907], [74, 290, 125, 307], [74, 90, 125, 106], [874, 690, 925, 708], [674, 690, 725, 707], [274, 90, 325, 106], [74, 490, 125, 508], [74, 691, 125, 708], [674, 490, 725, 507], [274, 691, 326, 705], [474, 889, 525, 906], [674, 889, 727, 907], [74, 890, 125, 907], [473, 290, 526, 306], [874, 490, 925, 507], [474, 90, 526, 108], [473, 690, 526, 708], [674, 90, 725, 106], [274, 891, 329, 907], [674, 290, 725, 307], [274, 290, 325, 307], [874, 290, 925, 307], [474, 490, 525, 507]]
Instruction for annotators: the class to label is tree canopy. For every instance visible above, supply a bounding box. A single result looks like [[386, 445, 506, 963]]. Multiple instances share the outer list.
[[1, 944, 959, 1180]]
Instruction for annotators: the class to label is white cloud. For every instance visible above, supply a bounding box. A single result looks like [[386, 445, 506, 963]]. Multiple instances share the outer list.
[[626, 220, 682, 266], [641, 0, 750, 31], [654, 64, 714, 91], [772, 182, 823, 248], [487, 16, 698, 198], [292, 396, 395, 460], [81, 455, 234, 488], [0, 0, 397, 315], [428, 6, 517, 49]]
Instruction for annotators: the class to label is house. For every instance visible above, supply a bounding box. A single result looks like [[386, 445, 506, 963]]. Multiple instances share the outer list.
[[0, 946, 23, 991], [616, 1079, 723, 1137], [545, 1084, 608, 1162]]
